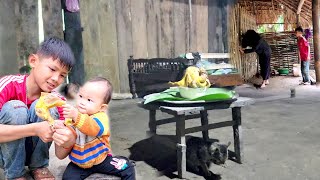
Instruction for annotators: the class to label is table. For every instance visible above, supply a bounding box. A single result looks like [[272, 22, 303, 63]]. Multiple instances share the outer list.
[[139, 97, 255, 179]]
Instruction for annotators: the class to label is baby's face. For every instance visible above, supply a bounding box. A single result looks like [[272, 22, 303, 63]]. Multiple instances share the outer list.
[[76, 82, 106, 115]]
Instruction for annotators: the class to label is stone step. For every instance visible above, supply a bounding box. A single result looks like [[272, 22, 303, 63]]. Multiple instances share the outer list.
[[86, 173, 120, 180]]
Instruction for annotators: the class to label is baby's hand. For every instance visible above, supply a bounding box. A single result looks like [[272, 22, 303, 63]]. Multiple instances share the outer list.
[[62, 104, 78, 120]]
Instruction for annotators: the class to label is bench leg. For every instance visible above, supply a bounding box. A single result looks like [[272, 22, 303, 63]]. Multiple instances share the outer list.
[[232, 107, 243, 164], [200, 110, 209, 141], [148, 110, 157, 134], [176, 115, 186, 179]]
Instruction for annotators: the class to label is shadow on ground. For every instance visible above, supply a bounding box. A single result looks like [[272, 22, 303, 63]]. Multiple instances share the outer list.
[[128, 135, 224, 180]]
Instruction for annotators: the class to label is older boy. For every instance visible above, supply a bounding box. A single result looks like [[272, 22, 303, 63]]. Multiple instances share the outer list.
[[0, 37, 76, 180]]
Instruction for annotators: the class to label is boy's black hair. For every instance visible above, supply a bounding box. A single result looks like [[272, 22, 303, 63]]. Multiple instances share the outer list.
[[87, 77, 113, 104], [295, 26, 303, 32], [37, 37, 75, 70]]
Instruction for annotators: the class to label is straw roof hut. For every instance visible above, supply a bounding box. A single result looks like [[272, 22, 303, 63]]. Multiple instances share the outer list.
[[238, 0, 312, 29], [231, 0, 315, 80]]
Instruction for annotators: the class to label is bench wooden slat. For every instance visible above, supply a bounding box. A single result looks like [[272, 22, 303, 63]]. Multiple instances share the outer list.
[[185, 121, 235, 134]]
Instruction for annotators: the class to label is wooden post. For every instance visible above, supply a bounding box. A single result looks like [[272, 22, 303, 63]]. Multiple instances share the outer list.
[[188, 0, 193, 52], [232, 107, 243, 164], [200, 110, 209, 141], [297, 0, 306, 14], [176, 114, 186, 179], [62, 0, 85, 85], [312, 0, 320, 82], [296, 14, 300, 27], [148, 110, 157, 134], [252, 0, 256, 15]]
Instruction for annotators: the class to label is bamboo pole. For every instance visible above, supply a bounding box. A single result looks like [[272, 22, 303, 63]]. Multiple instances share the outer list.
[[297, 0, 306, 14], [312, 0, 320, 82], [188, 0, 192, 52]]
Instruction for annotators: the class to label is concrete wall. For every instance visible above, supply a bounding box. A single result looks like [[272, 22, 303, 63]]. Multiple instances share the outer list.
[[0, 1, 18, 76]]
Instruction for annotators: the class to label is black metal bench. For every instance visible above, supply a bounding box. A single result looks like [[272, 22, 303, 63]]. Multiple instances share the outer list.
[[127, 56, 197, 98]]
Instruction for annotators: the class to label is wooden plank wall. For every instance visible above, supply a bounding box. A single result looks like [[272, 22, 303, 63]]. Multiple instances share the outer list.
[[191, 0, 208, 52], [115, 0, 133, 93], [15, 0, 39, 64], [81, 0, 234, 93], [131, 0, 148, 58], [0, 0, 64, 76], [41, 0, 63, 39], [173, 0, 189, 57], [208, 0, 230, 53], [159, 0, 174, 58], [0, 1, 18, 76], [80, 0, 120, 91]]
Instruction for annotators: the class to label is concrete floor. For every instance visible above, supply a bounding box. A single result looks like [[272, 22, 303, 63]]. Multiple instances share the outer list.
[[1, 76, 320, 180]]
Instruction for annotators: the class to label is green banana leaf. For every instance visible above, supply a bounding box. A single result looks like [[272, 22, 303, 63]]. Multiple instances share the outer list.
[[191, 88, 235, 101], [143, 88, 184, 104], [143, 87, 236, 104]]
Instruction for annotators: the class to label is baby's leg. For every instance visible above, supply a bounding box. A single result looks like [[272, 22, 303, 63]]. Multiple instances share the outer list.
[[93, 155, 136, 180], [0, 100, 28, 179], [62, 162, 93, 180]]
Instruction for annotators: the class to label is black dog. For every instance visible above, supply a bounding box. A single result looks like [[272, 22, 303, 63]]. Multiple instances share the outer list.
[[186, 137, 231, 180]]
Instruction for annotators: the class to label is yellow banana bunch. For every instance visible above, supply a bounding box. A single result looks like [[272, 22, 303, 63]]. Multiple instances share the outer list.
[[169, 66, 211, 88], [35, 92, 66, 126]]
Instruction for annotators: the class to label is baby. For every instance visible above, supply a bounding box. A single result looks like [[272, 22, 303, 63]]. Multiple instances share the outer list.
[[58, 77, 136, 180]]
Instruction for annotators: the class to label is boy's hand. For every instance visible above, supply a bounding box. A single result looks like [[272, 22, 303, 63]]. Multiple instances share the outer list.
[[62, 104, 78, 120], [54, 120, 65, 127], [35, 121, 55, 142], [53, 122, 76, 148], [307, 54, 311, 60]]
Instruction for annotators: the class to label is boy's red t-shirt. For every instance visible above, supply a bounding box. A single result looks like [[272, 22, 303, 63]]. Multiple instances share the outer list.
[[297, 37, 310, 61], [0, 74, 32, 110], [0, 74, 65, 120]]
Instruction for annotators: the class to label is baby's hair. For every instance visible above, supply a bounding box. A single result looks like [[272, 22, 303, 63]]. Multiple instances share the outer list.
[[37, 37, 75, 71], [87, 77, 113, 104], [295, 26, 303, 33]]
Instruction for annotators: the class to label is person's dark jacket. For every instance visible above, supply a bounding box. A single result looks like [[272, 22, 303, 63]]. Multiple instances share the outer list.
[[241, 30, 271, 56], [243, 38, 271, 56]]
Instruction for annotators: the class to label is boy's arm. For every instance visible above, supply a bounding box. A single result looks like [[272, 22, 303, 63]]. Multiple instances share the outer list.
[[0, 121, 54, 143], [54, 143, 70, 160], [308, 44, 311, 60], [53, 123, 77, 159], [302, 37, 311, 60], [296, 39, 301, 61]]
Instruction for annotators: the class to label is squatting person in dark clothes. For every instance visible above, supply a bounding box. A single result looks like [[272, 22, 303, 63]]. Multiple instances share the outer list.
[[240, 29, 271, 88]]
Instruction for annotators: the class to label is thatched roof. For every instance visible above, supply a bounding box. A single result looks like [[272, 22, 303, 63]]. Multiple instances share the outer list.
[[238, 0, 312, 28]]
